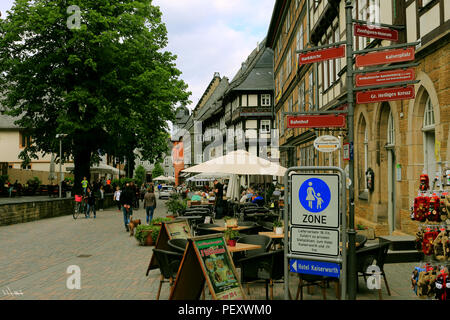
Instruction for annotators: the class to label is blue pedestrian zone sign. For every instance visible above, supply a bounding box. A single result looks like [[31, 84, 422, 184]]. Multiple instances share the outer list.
[[290, 259, 340, 278], [299, 178, 331, 213], [291, 174, 340, 228]]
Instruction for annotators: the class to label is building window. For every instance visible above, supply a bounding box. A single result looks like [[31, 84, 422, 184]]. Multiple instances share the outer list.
[[286, 8, 291, 33], [387, 111, 395, 146], [357, 0, 380, 50], [287, 48, 292, 75], [308, 71, 314, 109], [296, 23, 304, 53], [19, 132, 32, 148], [298, 81, 305, 112], [261, 94, 271, 106], [260, 120, 271, 134], [423, 97, 435, 129]]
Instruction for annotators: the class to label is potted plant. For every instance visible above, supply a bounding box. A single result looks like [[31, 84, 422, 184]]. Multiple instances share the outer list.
[[356, 223, 375, 240], [273, 220, 283, 235], [134, 224, 161, 246], [166, 194, 187, 216], [224, 229, 240, 247], [223, 216, 237, 228]]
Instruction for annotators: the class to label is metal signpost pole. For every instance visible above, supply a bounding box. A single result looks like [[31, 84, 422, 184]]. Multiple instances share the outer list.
[[345, 0, 357, 300]]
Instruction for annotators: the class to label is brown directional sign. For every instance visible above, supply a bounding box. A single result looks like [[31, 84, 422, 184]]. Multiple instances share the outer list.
[[354, 23, 398, 42], [356, 85, 415, 104], [355, 47, 415, 67], [169, 234, 246, 300], [355, 68, 415, 87], [298, 45, 345, 65]]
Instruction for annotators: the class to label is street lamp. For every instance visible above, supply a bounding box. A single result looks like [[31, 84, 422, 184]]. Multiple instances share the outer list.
[[56, 134, 68, 198]]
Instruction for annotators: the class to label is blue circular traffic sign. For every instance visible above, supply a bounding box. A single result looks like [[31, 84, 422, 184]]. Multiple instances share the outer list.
[[298, 178, 331, 213]]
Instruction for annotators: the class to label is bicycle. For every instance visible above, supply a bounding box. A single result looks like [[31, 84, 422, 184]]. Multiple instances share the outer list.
[[73, 194, 87, 219]]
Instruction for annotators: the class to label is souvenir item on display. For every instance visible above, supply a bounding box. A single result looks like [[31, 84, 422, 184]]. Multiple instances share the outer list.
[[422, 230, 439, 256], [420, 174, 430, 191], [433, 230, 450, 261], [413, 195, 430, 222], [411, 267, 425, 295], [426, 195, 441, 222], [435, 268, 449, 301], [415, 230, 424, 251], [439, 195, 449, 222], [445, 193, 450, 215]]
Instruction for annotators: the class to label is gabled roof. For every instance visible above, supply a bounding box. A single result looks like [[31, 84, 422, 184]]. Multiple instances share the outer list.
[[224, 39, 274, 99], [0, 112, 21, 129]]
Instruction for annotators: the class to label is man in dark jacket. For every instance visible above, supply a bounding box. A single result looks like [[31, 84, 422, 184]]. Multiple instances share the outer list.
[[120, 183, 134, 232], [85, 187, 96, 219]]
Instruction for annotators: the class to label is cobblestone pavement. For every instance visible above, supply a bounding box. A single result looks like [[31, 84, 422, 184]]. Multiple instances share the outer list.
[[0, 198, 421, 300]]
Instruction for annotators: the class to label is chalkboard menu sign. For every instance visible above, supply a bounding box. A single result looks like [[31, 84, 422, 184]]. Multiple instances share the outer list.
[[170, 234, 246, 300], [146, 220, 192, 276]]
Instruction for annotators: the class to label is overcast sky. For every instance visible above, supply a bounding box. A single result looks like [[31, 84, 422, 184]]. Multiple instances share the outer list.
[[0, 0, 275, 111]]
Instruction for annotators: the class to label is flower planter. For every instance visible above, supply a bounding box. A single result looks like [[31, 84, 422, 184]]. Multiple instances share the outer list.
[[227, 239, 237, 247], [143, 231, 155, 246], [356, 228, 375, 240], [274, 227, 283, 235]]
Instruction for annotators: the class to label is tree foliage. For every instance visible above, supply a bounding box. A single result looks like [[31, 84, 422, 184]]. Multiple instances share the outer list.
[[0, 0, 190, 189], [151, 162, 164, 179], [133, 164, 146, 186]]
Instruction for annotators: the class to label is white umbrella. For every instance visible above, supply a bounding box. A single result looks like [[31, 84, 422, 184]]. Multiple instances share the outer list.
[[226, 174, 241, 202], [153, 175, 175, 181], [186, 173, 230, 182], [181, 150, 287, 176]]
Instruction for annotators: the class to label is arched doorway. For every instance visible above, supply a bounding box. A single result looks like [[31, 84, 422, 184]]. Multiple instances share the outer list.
[[422, 95, 436, 180], [377, 102, 396, 233]]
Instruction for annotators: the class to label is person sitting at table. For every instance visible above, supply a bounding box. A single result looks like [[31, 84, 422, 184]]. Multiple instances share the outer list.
[[252, 192, 265, 206], [208, 192, 215, 201], [191, 192, 202, 202], [239, 191, 248, 203]]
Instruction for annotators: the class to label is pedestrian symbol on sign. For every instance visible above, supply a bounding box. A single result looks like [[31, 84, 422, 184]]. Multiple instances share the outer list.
[[299, 178, 331, 213]]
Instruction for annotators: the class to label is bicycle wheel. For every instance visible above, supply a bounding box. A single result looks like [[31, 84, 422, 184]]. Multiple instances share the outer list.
[[73, 202, 81, 219]]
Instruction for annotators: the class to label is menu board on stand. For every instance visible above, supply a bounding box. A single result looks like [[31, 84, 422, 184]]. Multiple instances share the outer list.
[[170, 234, 246, 300], [146, 220, 192, 275]]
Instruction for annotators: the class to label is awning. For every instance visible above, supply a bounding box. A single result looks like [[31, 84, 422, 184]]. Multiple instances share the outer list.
[[66, 163, 120, 175]]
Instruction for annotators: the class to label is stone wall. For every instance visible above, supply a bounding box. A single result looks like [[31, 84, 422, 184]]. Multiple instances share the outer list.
[[0, 194, 115, 226]]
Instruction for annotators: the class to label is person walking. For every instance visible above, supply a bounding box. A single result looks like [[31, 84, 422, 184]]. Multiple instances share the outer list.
[[120, 184, 134, 232], [98, 185, 105, 211], [85, 187, 96, 219], [144, 186, 157, 225], [113, 186, 121, 211], [81, 176, 88, 195]]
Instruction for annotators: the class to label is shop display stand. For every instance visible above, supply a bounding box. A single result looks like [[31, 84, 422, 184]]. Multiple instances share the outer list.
[[409, 175, 450, 300]]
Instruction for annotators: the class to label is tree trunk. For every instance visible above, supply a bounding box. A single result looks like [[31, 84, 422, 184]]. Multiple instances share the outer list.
[[73, 147, 92, 194]]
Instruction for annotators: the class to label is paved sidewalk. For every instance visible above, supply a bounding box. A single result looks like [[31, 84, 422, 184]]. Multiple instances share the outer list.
[[0, 200, 420, 300]]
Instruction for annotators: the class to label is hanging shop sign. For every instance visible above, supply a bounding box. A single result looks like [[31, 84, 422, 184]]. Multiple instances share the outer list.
[[298, 45, 345, 65], [355, 68, 415, 87], [355, 47, 415, 68], [354, 23, 399, 42], [286, 115, 346, 128], [356, 85, 415, 104], [313, 135, 341, 153]]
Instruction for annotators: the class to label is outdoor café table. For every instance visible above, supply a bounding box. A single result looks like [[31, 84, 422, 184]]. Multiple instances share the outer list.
[[258, 231, 284, 250], [208, 226, 251, 232], [227, 242, 261, 253]]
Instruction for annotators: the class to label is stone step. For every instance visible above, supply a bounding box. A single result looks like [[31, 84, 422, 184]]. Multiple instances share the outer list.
[[385, 249, 423, 264], [378, 235, 417, 251]]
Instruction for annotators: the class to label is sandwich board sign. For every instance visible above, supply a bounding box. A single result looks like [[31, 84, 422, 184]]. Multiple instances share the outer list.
[[170, 234, 246, 300], [146, 219, 192, 275]]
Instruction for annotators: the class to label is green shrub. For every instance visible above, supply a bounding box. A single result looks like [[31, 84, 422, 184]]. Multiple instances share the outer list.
[[134, 224, 161, 245]]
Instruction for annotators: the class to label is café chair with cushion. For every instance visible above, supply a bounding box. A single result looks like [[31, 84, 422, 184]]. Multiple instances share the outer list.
[[236, 249, 287, 300], [237, 221, 260, 235], [167, 238, 189, 254], [355, 234, 368, 248], [151, 248, 183, 300], [233, 234, 272, 265], [260, 221, 274, 231], [355, 240, 391, 299]]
